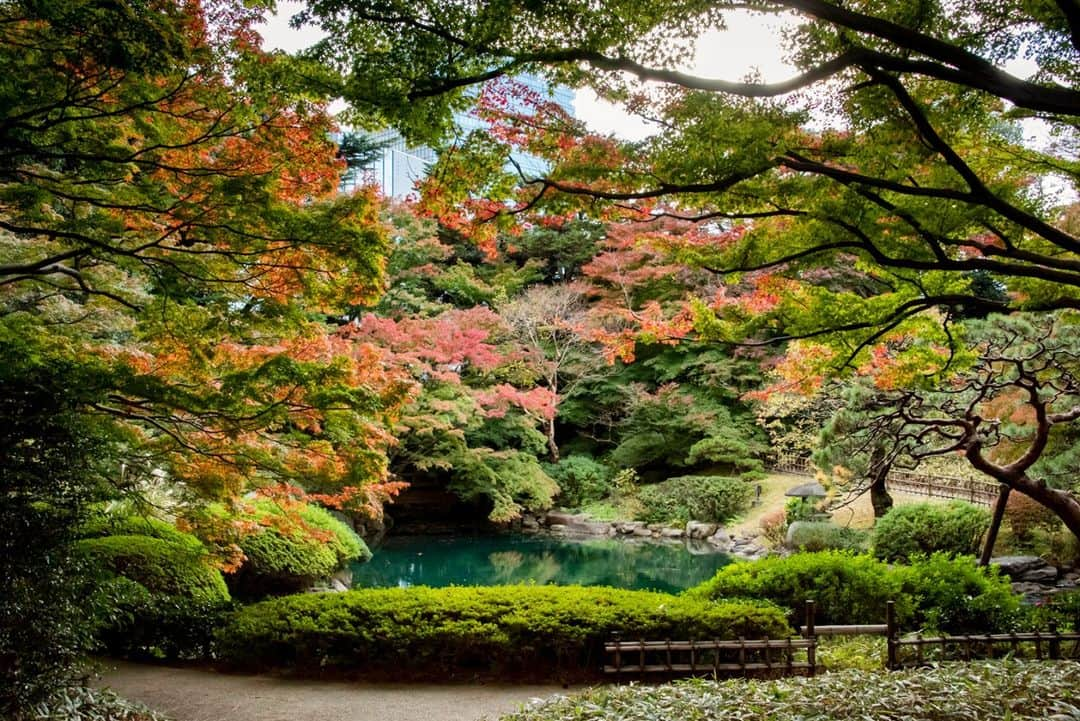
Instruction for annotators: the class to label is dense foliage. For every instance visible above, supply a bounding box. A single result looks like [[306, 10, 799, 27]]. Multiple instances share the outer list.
[[217, 585, 789, 680], [688, 551, 1018, 632], [76, 517, 232, 660], [872, 502, 990, 562], [209, 500, 370, 597], [500, 662, 1080, 721], [635, 476, 754, 525]]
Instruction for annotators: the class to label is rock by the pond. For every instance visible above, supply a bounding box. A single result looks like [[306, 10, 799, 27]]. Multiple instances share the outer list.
[[685, 521, 719, 539], [784, 520, 817, 548], [661, 527, 685, 538], [632, 526, 653, 538], [544, 511, 580, 527], [991, 555, 1057, 581], [616, 521, 646, 535]]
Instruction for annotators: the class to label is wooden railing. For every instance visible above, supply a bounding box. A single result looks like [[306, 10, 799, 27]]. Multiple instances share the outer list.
[[769, 455, 999, 507], [603, 600, 1080, 680], [605, 602, 820, 680]]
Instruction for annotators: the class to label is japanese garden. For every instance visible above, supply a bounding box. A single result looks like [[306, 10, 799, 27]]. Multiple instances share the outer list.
[[4, 1, 1080, 720]]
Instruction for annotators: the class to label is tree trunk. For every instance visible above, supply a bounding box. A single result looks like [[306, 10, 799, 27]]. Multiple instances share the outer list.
[[868, 448, 894, 518], [546, 416, 559, 463], [979, 484, 1011, 566]]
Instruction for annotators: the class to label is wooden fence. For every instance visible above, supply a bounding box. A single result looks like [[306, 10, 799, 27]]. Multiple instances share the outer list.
[[603, 600, 1080, 681], [770, 455, 1000, 506]]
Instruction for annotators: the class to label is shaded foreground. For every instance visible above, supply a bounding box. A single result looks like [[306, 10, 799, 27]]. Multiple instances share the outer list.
[[504, 661, 1080, 721], [98, 661, 568, 721]]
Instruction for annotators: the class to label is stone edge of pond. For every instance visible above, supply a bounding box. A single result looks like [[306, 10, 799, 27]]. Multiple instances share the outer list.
[[518, 511, 771, 561]]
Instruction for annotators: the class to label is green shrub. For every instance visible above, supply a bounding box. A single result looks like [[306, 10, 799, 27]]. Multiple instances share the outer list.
[[546, 455, 612, 508], [76, 529, 231, 659], [77, 535, 228, 602], [635, 476, 753, 525], [687, 551, 905, 625], [872, 502, 989, 562], [687, 551, 1021, 632], [785, 522, 869, 552], [216, 585, 790, 681], [217, 500, 370, 597], [897, 554, 1020, 632], [785, 497, 818, 523], [80, 512, 204, 553]]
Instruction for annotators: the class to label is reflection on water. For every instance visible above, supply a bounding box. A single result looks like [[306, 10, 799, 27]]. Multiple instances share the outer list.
[[351, 534, 732, 593]]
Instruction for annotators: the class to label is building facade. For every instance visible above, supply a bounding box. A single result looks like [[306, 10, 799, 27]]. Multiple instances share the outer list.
[[355, 75, 575, 199]]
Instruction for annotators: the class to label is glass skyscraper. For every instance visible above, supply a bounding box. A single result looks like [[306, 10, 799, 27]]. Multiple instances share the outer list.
[[355, 75, 575, 199]]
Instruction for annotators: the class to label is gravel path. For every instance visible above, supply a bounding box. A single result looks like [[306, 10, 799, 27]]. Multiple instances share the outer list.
[[98, 661, 572, 721]]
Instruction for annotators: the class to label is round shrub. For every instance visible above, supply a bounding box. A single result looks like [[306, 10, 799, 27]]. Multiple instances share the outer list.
[[546, 455, 611, 508], [224, 500, 370, 597], [785, 522, 868, 552], [688, 551, 1021, 633], [687, 551, 905, 625], [216, 585, 790, 681], [872, 502, 989, 562], [77, 535, 228, 602], [80, 512, 204, 554], [897, 554, 1020, 632], [636, 475, 753, 525], [76, 528, 231, 660]]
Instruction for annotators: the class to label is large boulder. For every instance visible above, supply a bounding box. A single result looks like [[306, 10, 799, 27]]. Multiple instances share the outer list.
[[686, 521, 719, 540], [991, 556, 1058, 583]]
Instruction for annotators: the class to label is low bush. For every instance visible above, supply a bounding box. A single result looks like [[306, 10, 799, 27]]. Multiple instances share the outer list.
[[80, 512, 204, 554], [635, 476, 753, 525], [897, 554, 1020, 632], [687, 551, 905, 625], [546, 455, 612, 508], [872, 501, 989, 562], [77, 535, 228, 602], [216, 585, 790, 681], [215, 500, 371, 597], [688, 551, 1020, 632], [785, 522, 868, 552], [501, 661, 1080, 721], [76, 528, 232, 659]]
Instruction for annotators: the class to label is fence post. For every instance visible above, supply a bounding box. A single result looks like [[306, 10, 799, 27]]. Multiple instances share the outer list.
[[1050, 621, 1061, 660], [612, 632, 622, 683], [805, 599, 816, 677], [886, 600, 898, 670]]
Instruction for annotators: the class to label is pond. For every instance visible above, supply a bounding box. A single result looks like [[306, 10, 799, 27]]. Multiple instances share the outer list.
[[350, 534, 732, 593]]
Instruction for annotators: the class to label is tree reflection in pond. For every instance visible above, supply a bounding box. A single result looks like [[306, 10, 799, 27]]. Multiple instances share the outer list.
[[351, 535, 732, 593]]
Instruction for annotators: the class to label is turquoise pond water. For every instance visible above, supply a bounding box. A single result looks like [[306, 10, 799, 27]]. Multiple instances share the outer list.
[[350, 534, 732, 593]]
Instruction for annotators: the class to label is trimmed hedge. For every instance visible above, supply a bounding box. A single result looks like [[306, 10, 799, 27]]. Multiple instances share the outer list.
[[636, 476, 753, 525], [687, 551, 1019, 632], [77, 535, 229, 603], [76, 526, 232, 659], [687, 551, 904, 626], [216, 585, 790, 680], [872, 502, 989, 562], [221, 501, 371, 597]]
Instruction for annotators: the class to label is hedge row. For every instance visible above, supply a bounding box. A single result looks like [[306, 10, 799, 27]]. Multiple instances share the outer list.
[[688, 551, 1019, 632], [216, 585, 791, 680]]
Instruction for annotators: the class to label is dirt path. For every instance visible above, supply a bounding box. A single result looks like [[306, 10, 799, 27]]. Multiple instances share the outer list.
[[98, 660, 573, 721]]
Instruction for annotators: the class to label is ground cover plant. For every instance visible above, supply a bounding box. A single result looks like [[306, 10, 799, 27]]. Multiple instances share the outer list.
[[216, 585, 789, 681], [500, 661, 1080, 721]]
